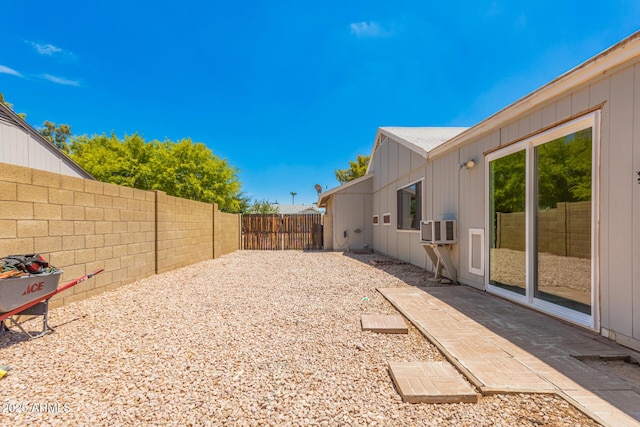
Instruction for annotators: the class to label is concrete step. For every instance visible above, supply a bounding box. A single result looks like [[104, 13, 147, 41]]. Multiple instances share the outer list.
[[389, 361, 478, 404], [361, 314, 408, 334]]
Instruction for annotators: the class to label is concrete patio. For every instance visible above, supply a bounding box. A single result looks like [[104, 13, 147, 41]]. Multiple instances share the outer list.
[[379, 286, 640, 427]]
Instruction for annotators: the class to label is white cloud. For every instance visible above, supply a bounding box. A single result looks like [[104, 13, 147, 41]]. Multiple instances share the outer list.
[[0, 65, 22, 77], [33, 42, 62, 55], [25, 40, 75, 59], [42, 74, 80, 87], [350, 21, 389, 38]]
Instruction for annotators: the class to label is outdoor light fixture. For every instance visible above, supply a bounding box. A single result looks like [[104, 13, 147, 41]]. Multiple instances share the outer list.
[[457, 159, 476, 170]]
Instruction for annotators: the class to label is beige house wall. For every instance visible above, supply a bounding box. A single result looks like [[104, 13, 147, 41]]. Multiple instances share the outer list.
[[322, 177, 372, 251], [0, 162, 241, 309], [371, 139, 428, 269]]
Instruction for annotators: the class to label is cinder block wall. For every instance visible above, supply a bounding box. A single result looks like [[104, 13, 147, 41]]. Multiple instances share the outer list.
[[0, 162, 241, 309], [215, 210, 242, 257], [496, 201, 591, 258], [156, 191, 214, 274]]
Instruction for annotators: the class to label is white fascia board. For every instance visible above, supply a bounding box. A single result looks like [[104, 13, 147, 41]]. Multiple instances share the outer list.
[[317, 173, 373, 207]]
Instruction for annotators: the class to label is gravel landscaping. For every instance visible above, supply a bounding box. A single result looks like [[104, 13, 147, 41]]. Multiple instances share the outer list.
[[0, 250, 598, 426]]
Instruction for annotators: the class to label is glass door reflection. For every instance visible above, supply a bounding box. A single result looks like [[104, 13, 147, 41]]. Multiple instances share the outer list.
[[534, 128, 592, 314], [489, 150, 526, 296]]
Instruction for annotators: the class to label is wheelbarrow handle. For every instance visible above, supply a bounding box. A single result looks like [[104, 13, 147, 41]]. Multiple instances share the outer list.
[[55, 269, 105, 295]]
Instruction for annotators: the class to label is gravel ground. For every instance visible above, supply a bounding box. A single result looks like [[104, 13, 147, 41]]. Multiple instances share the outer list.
[[0, 251, 599, 426]]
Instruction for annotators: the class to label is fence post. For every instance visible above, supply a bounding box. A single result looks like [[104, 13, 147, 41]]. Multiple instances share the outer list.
[[154, 190, 159, 274], [238, 213, 243, 251]]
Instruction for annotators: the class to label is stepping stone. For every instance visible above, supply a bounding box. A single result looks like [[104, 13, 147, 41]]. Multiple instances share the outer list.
[[388, 361, 478, 404], [361, 314, 408, 334]]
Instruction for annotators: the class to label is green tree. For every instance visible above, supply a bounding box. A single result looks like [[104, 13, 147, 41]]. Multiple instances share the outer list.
[[0, 92, 26, 120], [69, 133, 151, 188], [335, 154, 370, 184], [69, 133, 245, 212], [246, 199, 280, 214], [40, 121, 72, 153], [490, 128, 592, 213], [290, 191, 297, 204], [149, 138, 244, 212]]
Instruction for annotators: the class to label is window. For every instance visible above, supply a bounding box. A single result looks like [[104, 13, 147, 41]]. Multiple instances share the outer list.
[[397, 181, 422, 230], [373, 215, 379, 225], [382, 213, 391, 225]]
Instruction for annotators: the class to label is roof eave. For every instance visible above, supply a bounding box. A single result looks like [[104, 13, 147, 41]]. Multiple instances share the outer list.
[[317, 173, 373, 207]]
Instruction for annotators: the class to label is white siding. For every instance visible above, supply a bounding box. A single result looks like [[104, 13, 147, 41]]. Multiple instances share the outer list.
[[0, 117, 89, 178], [456, 132, 496, 289], [606, 66, 635, 337], [326, 178, 373, 251], [369, 137, 427, 268], [634, 64, 640, 344]]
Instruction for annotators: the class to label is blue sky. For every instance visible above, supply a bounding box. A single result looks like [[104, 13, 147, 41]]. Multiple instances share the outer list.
[[1, 1, 639, 206]]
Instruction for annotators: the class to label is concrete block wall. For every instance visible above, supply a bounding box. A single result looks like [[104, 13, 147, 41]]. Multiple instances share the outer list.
[[156, 191, 214, 274], [214, 210, 241, 257], [496, 201, 591, 258], [0, 162, 241, 309]]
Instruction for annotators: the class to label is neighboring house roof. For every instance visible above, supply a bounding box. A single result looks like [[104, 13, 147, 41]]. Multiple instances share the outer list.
[[317, 173, 373, 208], [0, 102, 94, 179], [272, 204, 323, 214]]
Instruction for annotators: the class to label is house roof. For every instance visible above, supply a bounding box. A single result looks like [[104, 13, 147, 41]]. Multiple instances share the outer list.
[[0, 102, 94, 179], [272, 204, 323, 214], [317, 173, 373, 207], [365, 127, 468, 175], [379, 127, 469, 156]]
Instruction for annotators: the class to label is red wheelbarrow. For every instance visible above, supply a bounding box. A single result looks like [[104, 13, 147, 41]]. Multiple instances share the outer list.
[[0, 269, 103, 339]]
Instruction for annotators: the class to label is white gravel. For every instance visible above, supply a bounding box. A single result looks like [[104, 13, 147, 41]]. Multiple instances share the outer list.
[[0, 251, 598, 426]]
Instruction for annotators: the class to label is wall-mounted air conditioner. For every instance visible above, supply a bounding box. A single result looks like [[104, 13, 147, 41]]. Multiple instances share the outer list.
[[420, 220, 457, 244]]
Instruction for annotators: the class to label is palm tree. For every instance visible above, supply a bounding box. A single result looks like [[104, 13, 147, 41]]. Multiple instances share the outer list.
[[290, 191, 297, 204]]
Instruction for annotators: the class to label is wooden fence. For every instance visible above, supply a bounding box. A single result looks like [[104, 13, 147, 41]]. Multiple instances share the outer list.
[[242, 214, 324, 250]]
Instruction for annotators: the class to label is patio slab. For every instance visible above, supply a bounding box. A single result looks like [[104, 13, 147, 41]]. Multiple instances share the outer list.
[[361, 314, 408, 334], [388, 361, 478, 403], [379, 286, 640, 427]]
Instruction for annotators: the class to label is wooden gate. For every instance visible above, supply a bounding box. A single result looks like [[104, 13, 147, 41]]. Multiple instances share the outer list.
[[242, 214, 324, 250]]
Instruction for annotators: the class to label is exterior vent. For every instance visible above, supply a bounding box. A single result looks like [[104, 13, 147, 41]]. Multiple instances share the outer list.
[[420, 220, 457, 244]]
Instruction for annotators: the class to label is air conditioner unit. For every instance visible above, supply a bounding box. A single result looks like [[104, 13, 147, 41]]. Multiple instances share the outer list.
[[420, 220, 457, 244]]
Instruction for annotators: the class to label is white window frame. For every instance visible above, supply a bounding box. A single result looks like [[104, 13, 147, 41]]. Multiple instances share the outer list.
[[469, 228, 485, 276], [382, 213, 391, 225], [485, 111, 600, 330], [396, 178, 424, 231], [373, 215, 379, 225]]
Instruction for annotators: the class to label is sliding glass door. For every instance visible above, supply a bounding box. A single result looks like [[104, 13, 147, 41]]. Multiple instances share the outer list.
[[487, 112, 598, 328], [534, 129, 592, 315], [489, 150, 527, 296]]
